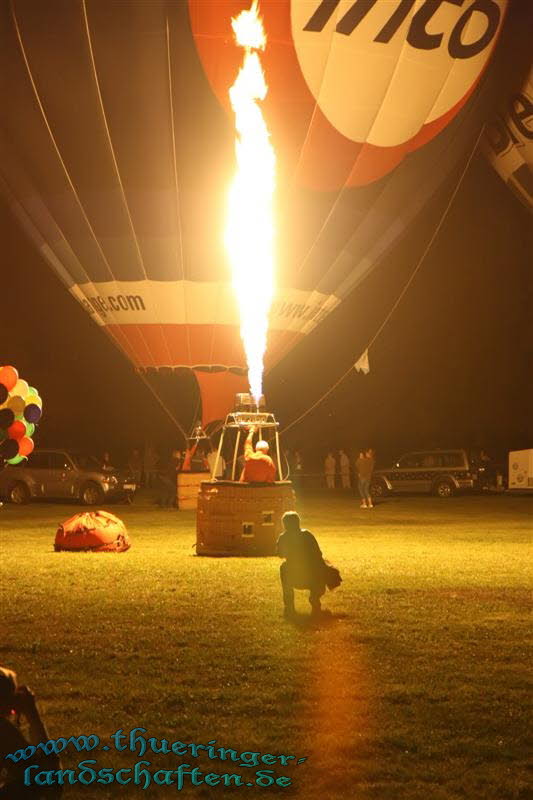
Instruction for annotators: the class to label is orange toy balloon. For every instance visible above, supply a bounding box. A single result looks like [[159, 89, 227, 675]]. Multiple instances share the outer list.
[[7, 420, 26, 441], [18, 437, 35, 457], [0, 366, 18, 392]]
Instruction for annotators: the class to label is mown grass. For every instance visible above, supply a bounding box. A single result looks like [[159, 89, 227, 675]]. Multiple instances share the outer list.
[[0, 493, 531, 799]]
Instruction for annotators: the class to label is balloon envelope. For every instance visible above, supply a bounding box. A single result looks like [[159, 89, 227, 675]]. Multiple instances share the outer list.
[[0, 0, 515, 422]]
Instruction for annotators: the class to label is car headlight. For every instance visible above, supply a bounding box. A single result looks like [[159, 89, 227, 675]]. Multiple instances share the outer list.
[[102, 475, 118, 486]]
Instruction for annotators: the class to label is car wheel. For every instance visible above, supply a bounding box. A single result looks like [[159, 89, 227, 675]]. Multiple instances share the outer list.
[[80, 482, 104, 506], [9, 482, 30, 505], [370, 478, 388, 498], [433, 479, 455, 498]]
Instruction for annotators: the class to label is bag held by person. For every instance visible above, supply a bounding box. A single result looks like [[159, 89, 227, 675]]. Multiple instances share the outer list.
[[323, 561, 342, 590]]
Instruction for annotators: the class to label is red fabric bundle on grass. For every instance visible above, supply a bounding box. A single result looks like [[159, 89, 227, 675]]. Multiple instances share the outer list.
[[54, 510, 131, 553]]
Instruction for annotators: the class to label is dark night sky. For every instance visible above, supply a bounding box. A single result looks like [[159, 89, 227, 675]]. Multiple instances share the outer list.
[[1, 149, 531, 467], [268, 154, 532, 462]]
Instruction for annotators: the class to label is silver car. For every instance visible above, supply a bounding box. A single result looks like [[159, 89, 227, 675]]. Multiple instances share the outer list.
[[370, 449, 480, 499], [0, 449, 137, 505]]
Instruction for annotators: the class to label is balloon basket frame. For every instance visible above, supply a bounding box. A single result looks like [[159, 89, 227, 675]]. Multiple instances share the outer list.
[[211, 410, 282, 482]]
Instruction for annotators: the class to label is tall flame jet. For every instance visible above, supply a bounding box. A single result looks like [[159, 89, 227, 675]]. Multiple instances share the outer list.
[[225, 0, 276, 405]]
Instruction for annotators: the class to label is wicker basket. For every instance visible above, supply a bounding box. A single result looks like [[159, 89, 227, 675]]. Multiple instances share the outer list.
[[177, 472, 207, 510], [196, 481, 295, 556]]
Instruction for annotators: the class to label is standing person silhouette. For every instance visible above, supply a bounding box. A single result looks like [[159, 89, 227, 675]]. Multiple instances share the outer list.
[[100, 451, 115, 473], [339, 449, 351, 489], [292, 450, 304, 489], [356, 448, 375, 508], [127, 448, 143, 487], [143, 443, 158, 488], [207, 448, 226, 479], [324, 452, 336, 489]]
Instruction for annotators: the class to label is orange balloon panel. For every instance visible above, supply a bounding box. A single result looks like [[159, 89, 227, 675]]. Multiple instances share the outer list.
[[195, 371, 249, 426], [105, 323, 304, 372]]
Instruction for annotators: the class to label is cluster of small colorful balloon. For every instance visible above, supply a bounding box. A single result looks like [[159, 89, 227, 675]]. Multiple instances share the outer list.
[[0, 365, 42, 465]]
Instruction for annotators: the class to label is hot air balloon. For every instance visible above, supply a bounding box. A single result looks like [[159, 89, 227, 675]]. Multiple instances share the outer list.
[[483, 61, 533, 211], [0, 0, 518, 430]]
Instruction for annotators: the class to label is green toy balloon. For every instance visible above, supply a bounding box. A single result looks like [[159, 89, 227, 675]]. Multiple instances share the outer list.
[[6, 454, 26, 465]]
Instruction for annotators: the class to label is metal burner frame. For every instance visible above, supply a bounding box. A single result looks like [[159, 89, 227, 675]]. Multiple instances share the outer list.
[[212, 410, 282, 481]]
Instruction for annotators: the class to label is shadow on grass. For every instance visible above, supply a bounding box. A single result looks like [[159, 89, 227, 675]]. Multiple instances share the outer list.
[[284, 610, 349, 631]]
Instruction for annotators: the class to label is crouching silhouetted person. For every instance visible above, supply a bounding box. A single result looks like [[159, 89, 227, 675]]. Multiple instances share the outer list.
[[277, 511, 327, 619], [0, 666, 62, 798]]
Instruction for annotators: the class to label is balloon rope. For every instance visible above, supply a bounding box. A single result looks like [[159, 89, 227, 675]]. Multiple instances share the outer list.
[[137, 370, 188, 446], [190, 388, 202, 435], [280, 124, 486, 436]]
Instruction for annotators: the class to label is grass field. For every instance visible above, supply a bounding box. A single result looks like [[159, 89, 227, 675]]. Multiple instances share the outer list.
[[0, 493, 531, 799]]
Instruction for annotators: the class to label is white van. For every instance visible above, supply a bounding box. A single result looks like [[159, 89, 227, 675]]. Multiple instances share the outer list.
[[508, 450, 533, 491]]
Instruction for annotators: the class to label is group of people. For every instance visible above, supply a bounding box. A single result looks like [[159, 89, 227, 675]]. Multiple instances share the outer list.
[[154, 445, 211, 508], [100, 444, 218, 508], [100, 445, 159, 488], [100, 440, 378, 508], [325, 448, 376, 508]]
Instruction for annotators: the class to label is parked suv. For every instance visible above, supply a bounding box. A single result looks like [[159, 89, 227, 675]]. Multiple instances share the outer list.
[[0, 449, 137, 505], [370, 450, 481, 499]]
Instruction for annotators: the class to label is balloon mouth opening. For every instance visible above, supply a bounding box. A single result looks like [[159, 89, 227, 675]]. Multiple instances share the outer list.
[[138, 366, 248, 377]]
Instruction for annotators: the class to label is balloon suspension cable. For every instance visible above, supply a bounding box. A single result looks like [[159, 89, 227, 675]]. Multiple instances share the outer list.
[[189, 388, 203, 440], [280, 124, 486, 436], [137, 370, 189, 446]]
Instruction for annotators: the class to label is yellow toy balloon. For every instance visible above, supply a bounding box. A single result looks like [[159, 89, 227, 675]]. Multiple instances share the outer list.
[[26, 394, 43, 409], [7, 396, 25, 415], [13, 379, 30, 398]]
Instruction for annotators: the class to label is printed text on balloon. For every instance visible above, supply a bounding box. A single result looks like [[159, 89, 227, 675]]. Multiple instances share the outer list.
[[303, 0, 502, 59]]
